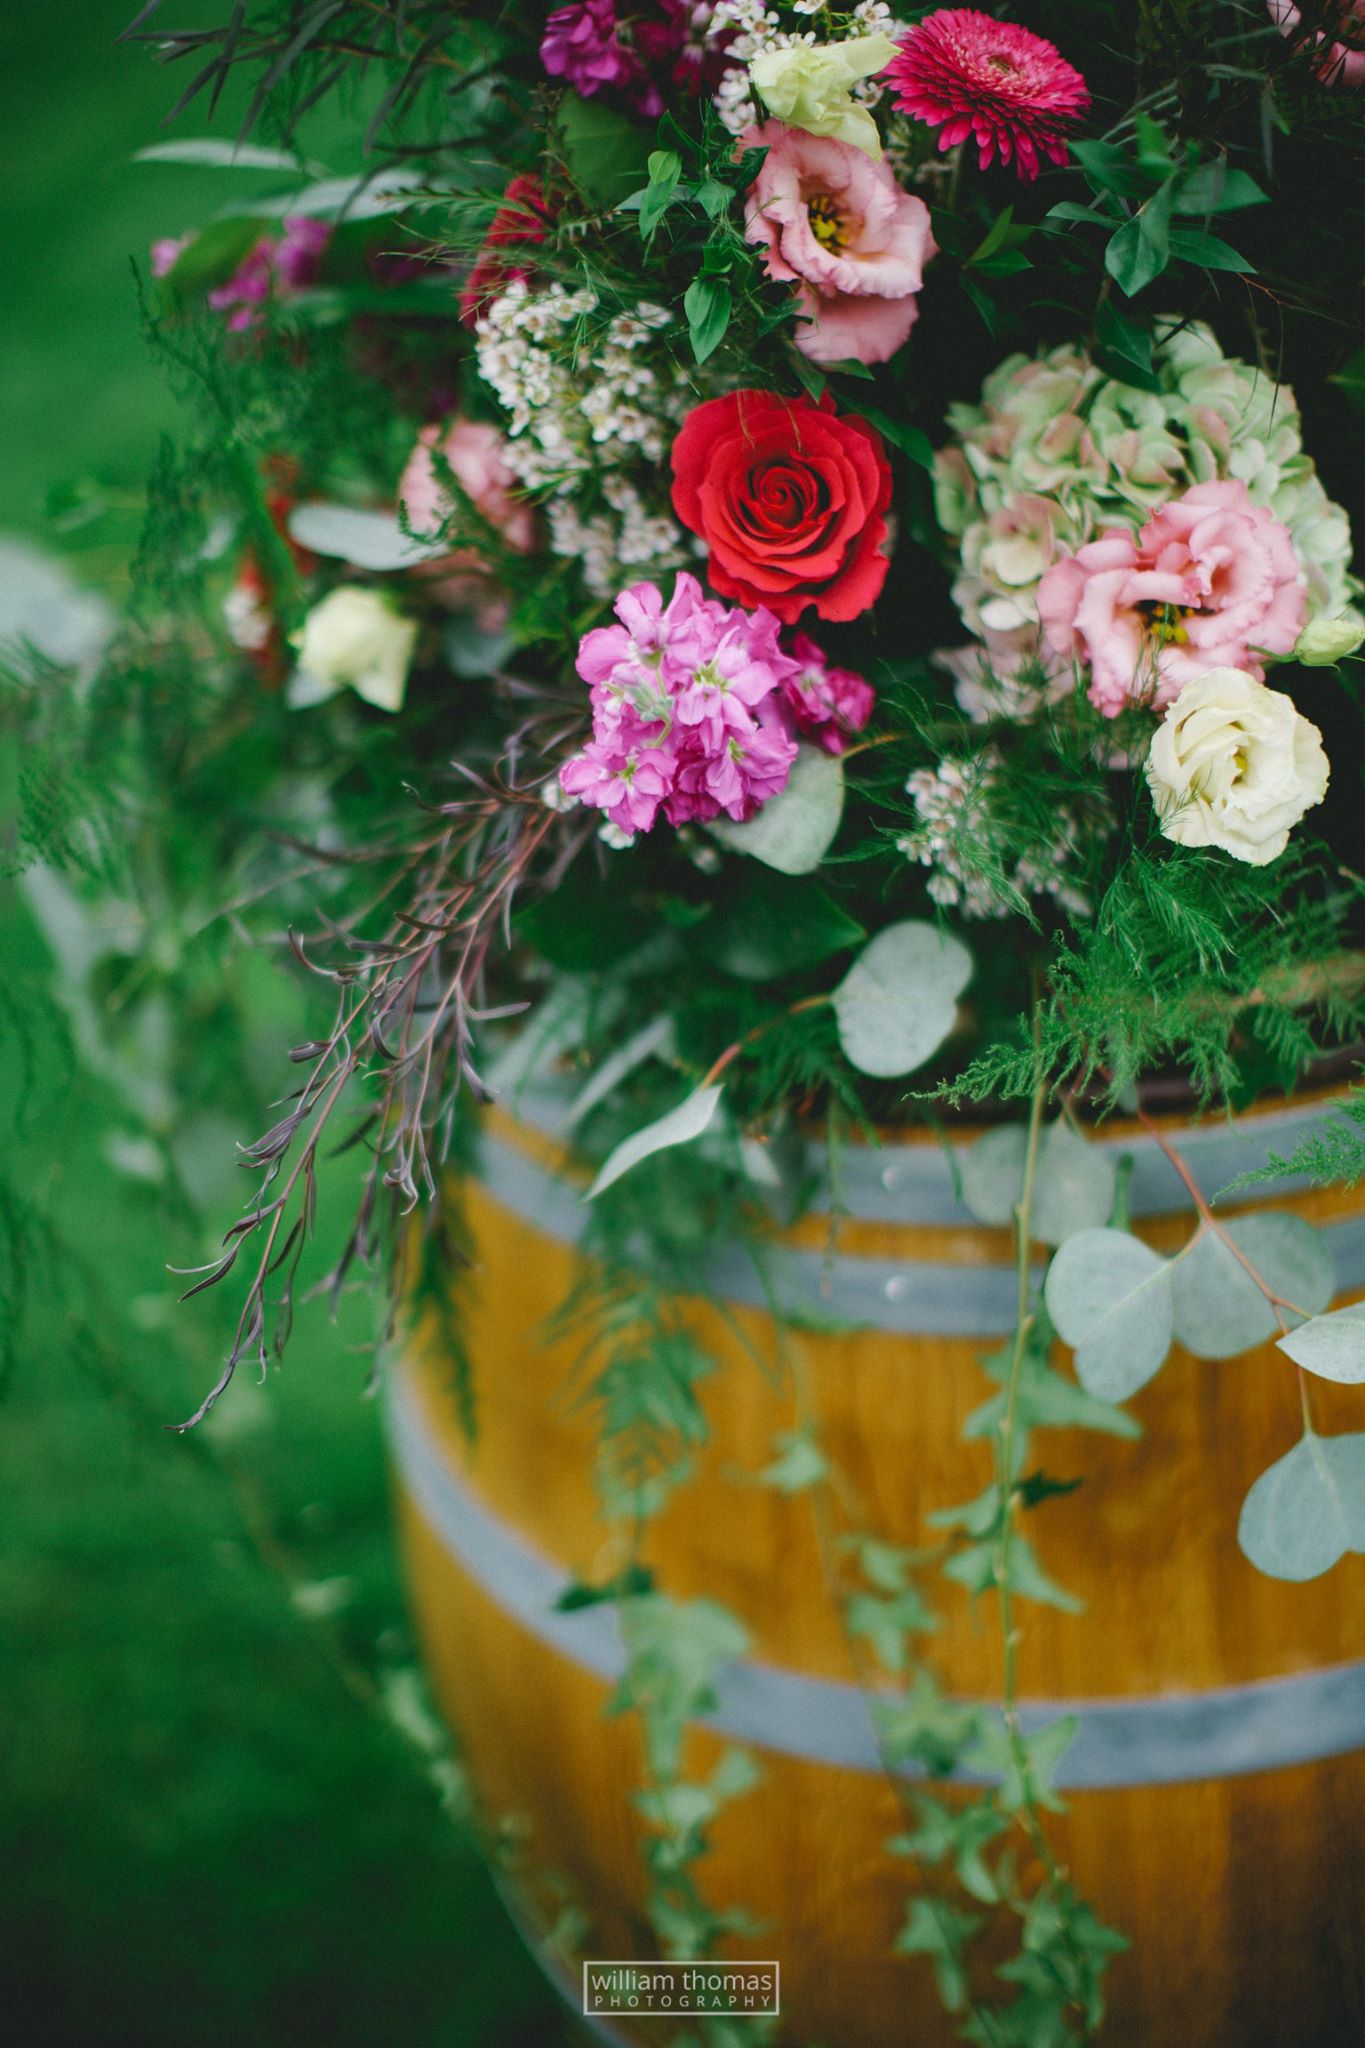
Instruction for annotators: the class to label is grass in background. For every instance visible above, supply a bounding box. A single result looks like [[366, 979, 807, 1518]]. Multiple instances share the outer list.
[[2, 8, 578, 2041]]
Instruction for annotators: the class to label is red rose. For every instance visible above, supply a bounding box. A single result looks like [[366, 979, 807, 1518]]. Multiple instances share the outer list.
[[670, 389, 892, 625], [459, 174, 556, 328]]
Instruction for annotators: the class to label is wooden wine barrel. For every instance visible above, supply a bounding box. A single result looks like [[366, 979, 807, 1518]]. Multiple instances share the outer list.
[[388, 1091, 1365, 2046]]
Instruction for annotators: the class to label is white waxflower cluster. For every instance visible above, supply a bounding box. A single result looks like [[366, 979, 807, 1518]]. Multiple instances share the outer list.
[[547, 481, 694, 601], [899, 755, 1091, 920], [935, 322, 1358, 723], [475, 281, 694, 593]]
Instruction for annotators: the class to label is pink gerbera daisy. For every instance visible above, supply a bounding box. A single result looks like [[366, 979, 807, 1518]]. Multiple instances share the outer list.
[[886, 8, 1090, 181]]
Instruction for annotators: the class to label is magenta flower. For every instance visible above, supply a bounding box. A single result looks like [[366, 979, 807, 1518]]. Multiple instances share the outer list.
[[540, 0, 658, 111], [207, 216, 331, 330], [779, 635, 876, 753], [886, 9, 1090, 180]]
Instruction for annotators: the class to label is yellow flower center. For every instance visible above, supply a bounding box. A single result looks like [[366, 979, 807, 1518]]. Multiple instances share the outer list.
[[806, 193, 847, 251]]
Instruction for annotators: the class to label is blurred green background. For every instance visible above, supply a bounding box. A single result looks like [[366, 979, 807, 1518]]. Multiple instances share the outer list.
[[1, 7, 577, 2042]]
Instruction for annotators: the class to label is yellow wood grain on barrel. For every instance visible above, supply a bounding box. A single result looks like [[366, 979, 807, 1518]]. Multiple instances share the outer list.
[[396, 1490, 1365, 2048], [407, 1171, 1365, 1698], [397, 1098, 1365, 2046]]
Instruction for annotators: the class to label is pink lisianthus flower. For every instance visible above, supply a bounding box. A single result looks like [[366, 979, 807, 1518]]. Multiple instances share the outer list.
[[777, 634, 875, 752], [558, 574, 804, 838], [744, 121, 936, 365], [1269, 0, 1365, 85], [886, 8, 1090, 180], [1038, 480, 1307, 717], [398, 419, 535, 626], [540, 0, 660, 112]]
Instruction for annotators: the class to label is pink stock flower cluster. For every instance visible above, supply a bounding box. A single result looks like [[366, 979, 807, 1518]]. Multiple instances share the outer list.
[[1038, 479, 1307, 717], [155, 216, 331, 330], [540, 1, 727, 116], [559, 575, 872, 837]]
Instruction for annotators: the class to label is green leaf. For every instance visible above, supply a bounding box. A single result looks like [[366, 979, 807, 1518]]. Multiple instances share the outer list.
[[1278, 1303, 1365, 1384], [1095, 299, 1156, 385], [287, 501, 445, 571], [711, 744, 844, 874], [1070, 140, 1158, 200], [1105, 176, 1178, 296], [966, 1714, 1076, 1814], [695, 176, 732, 220], [833, 921, 973, 1080], [856, 403, 935, 471], [156, 214, 270, 303], [1044, 1228, 1173, 1400], [696, 870, 864, 981], [1238, 1432, 1365, 1580], [895, 1898, 983, 2012], [684, 274, 731, 361], [585, 1085, 725, 1200], [1330, 346, 1365, 412], [966, 1351, 1142, 1444], [872, 1673, 980, 1776], [638, 148, 683, 238], [554, 91, 653, 209], [1171, 1213, 1334, 1359], [1045, 200, 1120, 227], [758, 1428, 829, 1493], [846, 1587, 935, 1671], [1168, 226, 1255, 273], [1174, 163, 1268, 215]]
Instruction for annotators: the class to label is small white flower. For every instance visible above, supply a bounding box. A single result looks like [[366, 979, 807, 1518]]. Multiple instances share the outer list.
[[289, 586, 418, 713], [1146, 668, 1330, 866]]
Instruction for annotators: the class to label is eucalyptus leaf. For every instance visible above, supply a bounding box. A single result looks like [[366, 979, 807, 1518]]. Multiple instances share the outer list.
[[958, 1121, 1116, 1245], [287, 502, 446, 570], [561, 1015, 675, 1133], [1278, 1302, 1365, 1384], [832, 922, 973, 1080], [1171, 1213, 1335, 1359], [1238, 1431, 1365, 1580], [957, 1125, 1027, 1226], [711, 745, 843, 875], [1032, 1122, 1119, 1247], [1044, 1228, 1173, 1400], [135, 139, 311, 170], [585, 1085, 724, 1200]]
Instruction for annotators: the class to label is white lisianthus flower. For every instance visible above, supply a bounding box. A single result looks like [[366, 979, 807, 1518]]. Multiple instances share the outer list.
[[1145, 668, 1329, 866], [749, 34, 898, 156], [289, 586, 418, 713], [1295, 607, 1365, 667]]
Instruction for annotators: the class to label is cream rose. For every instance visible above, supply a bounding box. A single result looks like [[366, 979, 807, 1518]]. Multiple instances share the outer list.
[[290, 586, 418, 713], [1145, 667, 1329, 866]]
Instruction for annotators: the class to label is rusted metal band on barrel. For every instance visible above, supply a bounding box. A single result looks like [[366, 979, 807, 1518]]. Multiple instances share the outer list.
[[477, 1128, 1365, 1339], [506, 1086, 1345, 1227], [388, 1365, 1365, 1791]]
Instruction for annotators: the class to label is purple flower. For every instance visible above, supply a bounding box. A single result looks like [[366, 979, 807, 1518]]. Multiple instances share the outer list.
[[540, 0, 658, 109], [206, 216, 331, 330], [778, 634, 876, 754]]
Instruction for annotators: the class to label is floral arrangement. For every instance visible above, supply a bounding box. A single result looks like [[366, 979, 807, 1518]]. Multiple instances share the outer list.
[[10, 3, 1365, 2041]]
